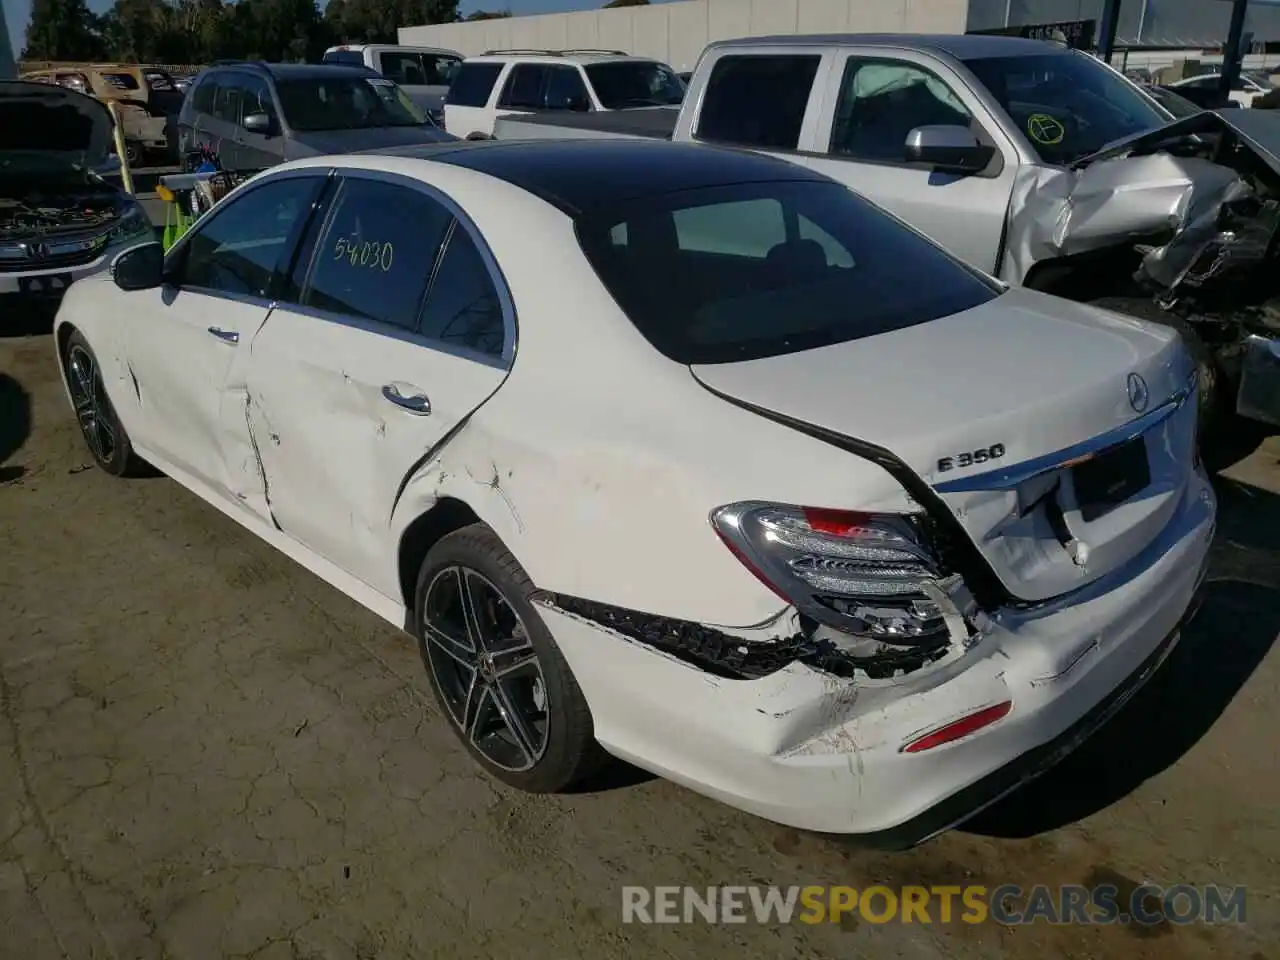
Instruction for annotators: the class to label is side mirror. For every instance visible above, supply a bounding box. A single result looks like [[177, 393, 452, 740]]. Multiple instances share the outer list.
[[904, 124, 994, 174], [243, 112, 274, 134], [111, 243, 165, 292]]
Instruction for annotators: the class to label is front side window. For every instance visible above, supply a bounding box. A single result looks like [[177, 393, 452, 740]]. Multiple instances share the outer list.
[[274, 76, 424, 131], [500, 64, 549, 109], [447, 62, 504, 107], [830, 58, 974, 163], [962, 52, 1167, 166], [211, 79, 244, 124], [178, 177, 319, 298], [239, 75, 277, 125], [302, 178, 453, 331], [695, 55, 821, 150], [417, 227, 505, 357], [191, 75, 217, 113], [576, 180, 1000, 364], [585, 61, 684, 108]]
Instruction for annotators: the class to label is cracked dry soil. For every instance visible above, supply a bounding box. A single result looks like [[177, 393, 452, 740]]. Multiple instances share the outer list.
[[1, 329, 1277, 960]]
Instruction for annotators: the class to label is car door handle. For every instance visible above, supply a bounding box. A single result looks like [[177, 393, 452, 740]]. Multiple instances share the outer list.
[[382, 382, 431, 415], [207, 327, 239, 343]]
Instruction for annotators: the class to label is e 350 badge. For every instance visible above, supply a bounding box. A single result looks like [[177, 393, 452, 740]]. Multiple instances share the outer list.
[[937, 443, 1006, 473]]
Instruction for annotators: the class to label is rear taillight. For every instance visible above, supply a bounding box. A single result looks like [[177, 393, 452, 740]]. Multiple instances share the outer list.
[[711, 501, 963, 650]]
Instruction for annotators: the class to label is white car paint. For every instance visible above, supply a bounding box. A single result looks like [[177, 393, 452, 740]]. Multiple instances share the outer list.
[[52, 145, 1215, 841]]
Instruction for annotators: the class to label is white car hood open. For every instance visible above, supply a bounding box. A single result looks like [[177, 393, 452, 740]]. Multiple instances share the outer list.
[[690, 287, 1198, 604], [0, 80, 114, 173]]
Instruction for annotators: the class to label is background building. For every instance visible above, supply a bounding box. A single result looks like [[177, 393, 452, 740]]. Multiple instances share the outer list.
[[400, 0, 1280, 73], [400, 0, 971, 72]]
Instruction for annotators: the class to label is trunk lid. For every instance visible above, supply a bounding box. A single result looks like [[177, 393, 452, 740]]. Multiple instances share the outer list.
[[690, 287, 1199, 604], [0, 81, 113, 173]]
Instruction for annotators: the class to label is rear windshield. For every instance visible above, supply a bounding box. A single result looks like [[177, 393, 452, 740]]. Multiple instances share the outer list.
[[324, 50, 366, 66], [447, 62, 504, 107], [585, 61, 684, 108], [275, 76, 425, 131], [576, 180, 1001, 364]]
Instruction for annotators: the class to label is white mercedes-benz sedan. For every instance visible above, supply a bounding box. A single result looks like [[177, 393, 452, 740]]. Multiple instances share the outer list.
[[53, 139, 1215, 847]]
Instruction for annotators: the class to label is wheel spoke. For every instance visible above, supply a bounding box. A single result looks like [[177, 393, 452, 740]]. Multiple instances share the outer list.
[[491, 681, 541, 766], [424, 621, 476, 669], [70, 352, 94, 400], [465, 683, 495, 745], [458, 570, 489, 652], [492, 646, 538, 680]]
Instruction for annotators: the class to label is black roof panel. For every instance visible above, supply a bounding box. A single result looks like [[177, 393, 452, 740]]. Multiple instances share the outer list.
[[374, 138, 829, 216]]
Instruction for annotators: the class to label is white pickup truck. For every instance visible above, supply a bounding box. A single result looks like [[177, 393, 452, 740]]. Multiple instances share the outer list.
[[496, 33, 1280, 435]]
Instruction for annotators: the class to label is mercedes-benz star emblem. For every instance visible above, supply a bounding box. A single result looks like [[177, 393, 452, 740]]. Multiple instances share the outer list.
[[1127, 372, 1150, 413]]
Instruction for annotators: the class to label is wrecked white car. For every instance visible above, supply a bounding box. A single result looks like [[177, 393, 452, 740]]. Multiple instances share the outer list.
[[52, 140, 1213, 847], [1, 81, 153, 302], [496, 34, 1280, 434]]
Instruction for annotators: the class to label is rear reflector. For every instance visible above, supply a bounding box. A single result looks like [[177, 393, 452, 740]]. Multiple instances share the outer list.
[[901, 700, 1013, 753]]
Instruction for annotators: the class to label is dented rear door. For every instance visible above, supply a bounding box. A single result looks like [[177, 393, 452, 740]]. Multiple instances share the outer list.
[[243, 174, 513, 598]]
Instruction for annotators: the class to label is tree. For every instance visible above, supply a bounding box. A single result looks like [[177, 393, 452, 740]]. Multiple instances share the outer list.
[[325, 0, 459, 45], [22, 0, 104, 61], [602, 0, 648, 7], [466, 9, 511, 19]]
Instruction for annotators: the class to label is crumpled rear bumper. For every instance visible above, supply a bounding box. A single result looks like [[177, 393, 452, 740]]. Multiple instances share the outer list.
[[536, 467, 1215, 843], [1237, 334, 1280, 427]]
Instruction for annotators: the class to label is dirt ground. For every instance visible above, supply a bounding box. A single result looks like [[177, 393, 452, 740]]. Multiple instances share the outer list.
[[1, 315, 1277, 960]]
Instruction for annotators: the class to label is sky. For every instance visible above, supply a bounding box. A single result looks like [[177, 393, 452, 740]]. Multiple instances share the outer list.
[[2, 0, 675, 58]]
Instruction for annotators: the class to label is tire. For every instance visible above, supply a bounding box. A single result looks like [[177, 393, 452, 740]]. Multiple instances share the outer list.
[[1086, 296, 1223, 436], [414, 523, 605, 792], [63, 330, 146, 478], [124, 141, 143, 167]]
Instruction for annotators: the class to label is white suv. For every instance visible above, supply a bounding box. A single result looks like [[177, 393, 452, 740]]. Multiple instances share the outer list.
[[442, 49, 684, 139]]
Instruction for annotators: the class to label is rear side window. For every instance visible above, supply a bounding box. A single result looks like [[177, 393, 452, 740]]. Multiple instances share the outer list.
[[418, 227, 506, 357], [302, 178, 454, 331], [695, 55, 821, 150], [448, 62, 504, 107], [100, 72, 140, 91], [576, 180, 1000, 364], [500, 64, 550, 108]]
